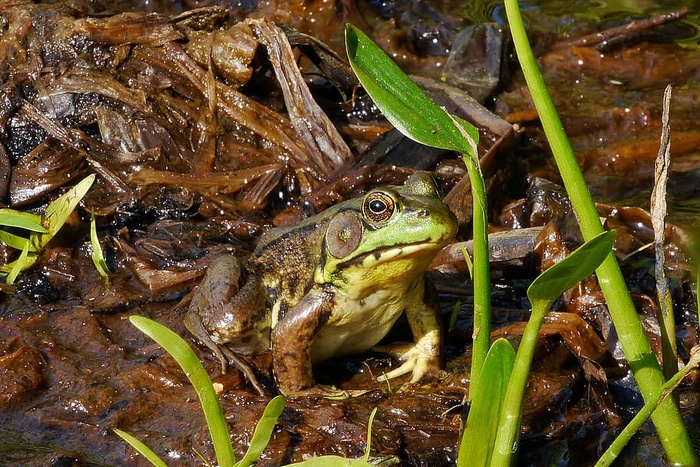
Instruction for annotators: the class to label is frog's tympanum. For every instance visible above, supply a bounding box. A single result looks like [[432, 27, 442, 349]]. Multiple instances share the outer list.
[[185, 173, 458, 395]]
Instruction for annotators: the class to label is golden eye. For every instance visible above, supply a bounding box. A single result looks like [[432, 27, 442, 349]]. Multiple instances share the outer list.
[[362, 192, 395, 222]]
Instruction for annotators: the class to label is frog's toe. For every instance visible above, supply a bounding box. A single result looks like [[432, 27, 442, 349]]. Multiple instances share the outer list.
[[375, 345, 440, 384], [378, 359, 416, 381]]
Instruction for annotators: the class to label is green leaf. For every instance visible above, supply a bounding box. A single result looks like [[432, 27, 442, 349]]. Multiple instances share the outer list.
[[527, 230, 616, 310], [457, 338, 515, 466], [34, 174, 96, 251], [0, 208, 47, 233], [90, 211, 111, 284], [114, 429, 169, 467], [0, 230, 38, 252], [235, 395, 285, 467], [6, 239, 30, 285], [344, 24, 479, 157], [129, 315, 236, 467]]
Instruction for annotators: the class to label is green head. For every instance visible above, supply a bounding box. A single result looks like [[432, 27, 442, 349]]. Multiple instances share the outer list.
[[316, 172, 458, 293]]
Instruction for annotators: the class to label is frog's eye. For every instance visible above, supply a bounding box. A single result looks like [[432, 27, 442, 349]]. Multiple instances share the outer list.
[[363, 192, 395, 222]]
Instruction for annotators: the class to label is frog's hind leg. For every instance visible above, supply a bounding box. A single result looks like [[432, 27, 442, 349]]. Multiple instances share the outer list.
[[184, 255, 269, 395]]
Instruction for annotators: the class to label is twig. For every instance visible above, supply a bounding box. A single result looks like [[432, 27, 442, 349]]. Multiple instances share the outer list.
[[553, 8, 688, 50]]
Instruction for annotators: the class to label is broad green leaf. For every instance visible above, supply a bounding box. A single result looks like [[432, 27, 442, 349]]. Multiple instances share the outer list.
[[114, 429, 168, 467], [34, 174, 96, 250], [457, 338, 515, 466], [0, 230, 38, 252], [90, 212, 111, 283], [0, 208, 47, 233], [527, 230, 616, 310], [129, 315, 236, 467], [345, 24, 479, 157], [235, 395, 285, 467]]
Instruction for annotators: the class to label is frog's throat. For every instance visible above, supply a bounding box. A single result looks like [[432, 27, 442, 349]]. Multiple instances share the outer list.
[[331, 240, 444, 270]]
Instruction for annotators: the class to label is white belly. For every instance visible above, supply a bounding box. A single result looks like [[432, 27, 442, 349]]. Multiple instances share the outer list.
[[309, 288, 409, 363]]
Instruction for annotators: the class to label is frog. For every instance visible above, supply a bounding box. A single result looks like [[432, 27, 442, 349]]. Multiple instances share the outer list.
[[185, 172, 458, 395]]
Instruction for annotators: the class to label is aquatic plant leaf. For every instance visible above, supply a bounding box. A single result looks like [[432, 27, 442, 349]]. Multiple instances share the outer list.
[[129, 315, 236, 467], [235, 395, 286, 467], [34, 174, 96, 251], [113, 429, 168, 467], [345, 24, 479, 157], [6, 239, 30, 285], [0, 208, 47, 233], [457, 338, 515, 466], [90, 211, 111, 284], [0, 230, 38, 252], [527, 230, 616, 310]]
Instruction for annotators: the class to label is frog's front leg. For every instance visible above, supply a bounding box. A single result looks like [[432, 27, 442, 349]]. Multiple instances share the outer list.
[[271, 285, 336, 396], [376, 277, 442, 383]]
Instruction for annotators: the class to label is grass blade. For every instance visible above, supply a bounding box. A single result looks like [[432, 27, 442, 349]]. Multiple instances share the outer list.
[[129, 315, 236, 467], [0, 208, 47, 232], [6, 239, 30, 285], [114, 429, 168, 467], [34, 174, 96, 250], [0, 230, 38, 252], [90, 211, 111, 283], [235, 395, 285, 467], [492, 231, 616, 464], [596, 349, 700, 466]]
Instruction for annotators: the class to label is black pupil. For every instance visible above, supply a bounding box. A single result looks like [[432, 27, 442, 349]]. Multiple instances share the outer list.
[[369, 199, 386, 213]]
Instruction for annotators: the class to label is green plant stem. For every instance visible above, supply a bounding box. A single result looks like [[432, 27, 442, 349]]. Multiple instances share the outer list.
[[491, 303, 546, 464], [504, 1, 697, 464], [462, 154, 491, 382]]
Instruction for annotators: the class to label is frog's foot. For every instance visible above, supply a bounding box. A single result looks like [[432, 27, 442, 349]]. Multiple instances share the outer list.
[[373, 343, 440, 384], [185, 312, 266, 396], [217, 346, 267, 396]]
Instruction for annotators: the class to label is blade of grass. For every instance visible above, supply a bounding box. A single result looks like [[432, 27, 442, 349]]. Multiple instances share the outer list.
[[0, 209, 47, 232], [0, 230, 39, 252], [235, 395, 285, 467], [6, 239, 30, 285], [129, 315, 236, 467], [34, 174, 96, 251], [503, 1, 697, 463], [363, 407, 377, 462], [114, 429, 169, 467], [90, 211, 111, 283]]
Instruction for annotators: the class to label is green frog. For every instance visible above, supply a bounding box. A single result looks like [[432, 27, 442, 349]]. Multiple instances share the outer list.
[[185, 173, 458, 395]]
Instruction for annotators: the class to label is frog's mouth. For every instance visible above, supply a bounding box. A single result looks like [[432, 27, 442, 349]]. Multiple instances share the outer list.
[[338, 240, 444, 269]]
